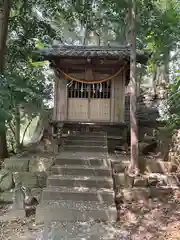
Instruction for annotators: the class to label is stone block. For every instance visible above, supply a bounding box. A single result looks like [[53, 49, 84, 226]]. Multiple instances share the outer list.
[[150, 187, 173, 200], [31, 188, 43, 202], [147, 160, 162, 173], [29, 156, 54, 172], [7, 209, 26, 220], [147, 176, 159, 187], [13, 172, 38, 188], [0, 191, 13, 203], [139, 157, 174, 174], [113, 161, 129, 173], [166, 175, 180, 187], [114, 173, 134, 187], [0, 169, 13, 191], [109, 154, 129, 163], [134, 176, 148, 187], [170, 164, 178, 173], [37, 172, 48, 188], [139, 142, 149, 154], [120, 187, 150, 202], [12, 187, 25, 210], [138, 156, 146, 173], [143, 135, 155, 143], [3, 157, 29, 172]]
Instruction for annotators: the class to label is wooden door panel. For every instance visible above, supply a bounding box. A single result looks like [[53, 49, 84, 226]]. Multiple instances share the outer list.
[[89, 99, 110, 121], [68, 99, 88, 121]]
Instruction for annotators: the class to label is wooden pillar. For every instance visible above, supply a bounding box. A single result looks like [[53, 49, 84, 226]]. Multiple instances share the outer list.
[[119, 69, 125, 121], [53, 77, 57, 121], [113, 70, 125, 122], [56, 75, 67, 121], [110, 78, 115, 122]]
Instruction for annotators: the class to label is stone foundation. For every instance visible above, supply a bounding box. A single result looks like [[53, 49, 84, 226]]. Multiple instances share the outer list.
[[0, 153, 55, 203]]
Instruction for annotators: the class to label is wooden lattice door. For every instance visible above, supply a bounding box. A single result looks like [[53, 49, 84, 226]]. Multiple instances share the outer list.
[[67, 81, 111, 121]]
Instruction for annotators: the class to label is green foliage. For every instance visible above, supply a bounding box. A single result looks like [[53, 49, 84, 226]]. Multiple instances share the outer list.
[[167, 71, 180, 130], [0, 0, 57, 148], [0, 0, 180, 148]]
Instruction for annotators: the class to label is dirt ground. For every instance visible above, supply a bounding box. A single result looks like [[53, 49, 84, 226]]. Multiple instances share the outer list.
[[1, 199, 180, 240], [118, 199, 180, 240], [0, 205, 43, 240]]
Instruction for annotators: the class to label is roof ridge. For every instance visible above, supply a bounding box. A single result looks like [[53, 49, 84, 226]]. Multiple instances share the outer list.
[[33, 45, 150, 65], [52, 44, 129, 49]]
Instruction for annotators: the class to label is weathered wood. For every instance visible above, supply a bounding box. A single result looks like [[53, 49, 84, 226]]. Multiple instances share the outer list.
[[85, 68, 94, 81], [52, 54, 128, 124], [113, 69, 126, 122], [58, 58, 126, 66], [68, 99, 89, 121], [120, 68, 126, 121], [58, 63, 124, 70], [110, 77, 115, 122], [53, 77, 58, 121], [56, 77, 67, 121]]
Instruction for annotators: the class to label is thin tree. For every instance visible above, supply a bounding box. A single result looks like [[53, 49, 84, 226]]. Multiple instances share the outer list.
[[0, 0, 11, 159], [128, 0, 139, 176]]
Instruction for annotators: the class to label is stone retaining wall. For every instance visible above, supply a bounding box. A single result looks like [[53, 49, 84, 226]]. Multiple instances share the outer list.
[[168, 129, 180, 167], [0, 153, 55, 203], [111, 154, 179, 203]]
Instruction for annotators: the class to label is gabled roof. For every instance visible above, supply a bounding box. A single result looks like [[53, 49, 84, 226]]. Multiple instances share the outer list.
[[33, 45, 150, 64]]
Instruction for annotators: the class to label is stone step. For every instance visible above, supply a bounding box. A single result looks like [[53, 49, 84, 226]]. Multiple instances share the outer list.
[[67, 135, 107, 142], [41, 187, 114, 204], [36, 200, 116, 223], [65, 139, 107, 146], [72, 132, 106, 136], [63, 145, 108, 152], [47, 175, 113, 189], [51, 165, 112, 177], [42, 220, 118, 240], [56, 151, 108, 160], [55, 157, 111, 167], [68, 132, 106, 137]]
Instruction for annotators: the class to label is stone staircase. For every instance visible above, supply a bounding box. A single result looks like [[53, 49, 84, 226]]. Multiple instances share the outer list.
[[36, 132, 117, 239]]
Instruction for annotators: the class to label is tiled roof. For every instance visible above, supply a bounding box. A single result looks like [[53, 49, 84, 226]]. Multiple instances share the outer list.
[[33, 45, 150, 64]]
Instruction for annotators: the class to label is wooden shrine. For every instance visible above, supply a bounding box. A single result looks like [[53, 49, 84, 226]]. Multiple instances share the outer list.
[[34, 45, 148, 150]]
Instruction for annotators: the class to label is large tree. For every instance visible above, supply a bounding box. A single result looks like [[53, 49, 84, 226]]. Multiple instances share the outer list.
[[128, 0, 139, 175], [0, 0, 58, 153], [0, 0, 12, 159]]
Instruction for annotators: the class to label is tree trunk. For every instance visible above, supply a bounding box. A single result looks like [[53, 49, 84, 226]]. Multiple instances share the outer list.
[[152, 66, 157, 95], [83, 20, 88, 45], [163, 50, 170, 83], [0, 0, 11, 159], [128, 0, 139, 176], [15, 107, 21, 151], [0, 129, 8, 159], [21, 118, 33, 146]]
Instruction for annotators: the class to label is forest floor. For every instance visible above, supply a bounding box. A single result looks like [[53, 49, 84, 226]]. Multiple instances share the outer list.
[[1, 198, 180, 240]]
